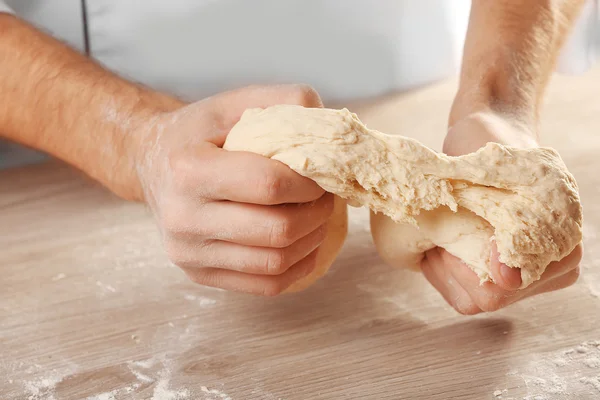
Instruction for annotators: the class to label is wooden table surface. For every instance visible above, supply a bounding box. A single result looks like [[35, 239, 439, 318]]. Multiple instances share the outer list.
[[2, 69, 600, 400]]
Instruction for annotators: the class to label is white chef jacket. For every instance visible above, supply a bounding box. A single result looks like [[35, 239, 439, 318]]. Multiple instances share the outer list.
[[0, 0, 597, 168]]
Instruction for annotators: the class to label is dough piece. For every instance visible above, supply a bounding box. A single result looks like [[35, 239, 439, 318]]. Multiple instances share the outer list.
[[286, 195, 348, 293], [224, 105, 583, 289]]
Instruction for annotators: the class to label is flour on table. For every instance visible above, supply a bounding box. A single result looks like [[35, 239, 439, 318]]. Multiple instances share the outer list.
[[96, 280, 117, 293], [508, 340, 600, 398], [127, 361, 155, 383], [85, 384, 141, 400], [51, 273, 66, 281], [24, 376, 61, 400], [152, 368, 189, 400], [183, 294, 217, 306], [201, 386, 232, 400], [580, 376, 600, 393], [126, 357, 190, 400], [20, 365, 77, 400]]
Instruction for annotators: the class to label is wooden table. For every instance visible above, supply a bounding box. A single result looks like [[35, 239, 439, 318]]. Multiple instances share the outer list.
[[2, 69, 600, 400]]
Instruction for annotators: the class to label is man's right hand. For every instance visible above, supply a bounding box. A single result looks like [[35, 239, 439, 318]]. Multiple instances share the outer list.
[[133, 85, 334, 296], [0, 17, 337, 295]]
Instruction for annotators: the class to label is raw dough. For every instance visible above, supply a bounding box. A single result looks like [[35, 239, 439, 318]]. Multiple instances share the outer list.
[[224, 105, 583, 289], [287, 195, 348, 292]]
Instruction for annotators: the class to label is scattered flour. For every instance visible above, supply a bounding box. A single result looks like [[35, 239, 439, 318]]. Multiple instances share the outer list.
[[51, 273, 66, 281], [152, 370, 189, 400], [86, 393, 116, 400], [551, 357, 568, 367], [523, 375, 566, 395], [200, 386, 232, 400], [133, 370, 154, 383], [85, 382, 141, 399], [509, 340, 600, 398], [127, 358, 163, 388], [493, 389, 502, 396], [130, 358, 157, 369], [584, 357, 600, 368], [127, 357, 190, 400], [24, 376, 61, 400], [579, 376, 600, 393], [96, 281, 117, 293], [183, 294, 217, 306]]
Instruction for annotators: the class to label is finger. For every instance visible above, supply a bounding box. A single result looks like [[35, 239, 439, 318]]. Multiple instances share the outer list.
[[542, 243, 584, 280], [489, 242, 522, 291], [421, 248, 482, 315], [214, 84, 323, 129], [441, 243, 583, 312], [168, 193, 334, 247], [182, 248, 319, 296], [510, 245, 583, 297], [499, 243, 583, 287], [528, 266, 582, 296], [176, 143, 325, 204], [438, 249, 514, 312], [171, 224, 327, 275], [493, 266, 582, 307]]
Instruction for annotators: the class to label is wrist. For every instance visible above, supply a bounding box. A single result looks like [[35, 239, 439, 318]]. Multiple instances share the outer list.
[[105, 90, 185, 202], [449, 79, 539, 142]]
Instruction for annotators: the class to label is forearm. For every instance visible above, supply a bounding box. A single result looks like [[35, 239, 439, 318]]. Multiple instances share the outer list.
[[451, 0, 586, 132], [0, 14, 184, 200]]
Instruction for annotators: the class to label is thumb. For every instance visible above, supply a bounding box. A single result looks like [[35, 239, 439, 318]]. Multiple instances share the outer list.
[[443, 113, 497, 156], [489, 241, 522, 291]]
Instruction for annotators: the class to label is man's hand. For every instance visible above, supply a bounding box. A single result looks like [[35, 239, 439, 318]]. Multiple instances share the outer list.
[[0, 16, 335, 295], [420, 111, 583, 315], [134, 85, 334, 296], [426, 0, 587, 314]]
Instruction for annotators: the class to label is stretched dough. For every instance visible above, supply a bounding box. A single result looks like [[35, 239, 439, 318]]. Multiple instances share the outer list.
[[224, 105, 583, 289]]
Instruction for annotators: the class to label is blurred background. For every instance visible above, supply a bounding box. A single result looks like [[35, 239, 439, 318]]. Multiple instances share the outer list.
[[0, 0, 598, 169]]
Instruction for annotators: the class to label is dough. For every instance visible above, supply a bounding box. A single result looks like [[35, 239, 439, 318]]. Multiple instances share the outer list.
[[224, 105, 583, 289], [286, 195, 348, 292]]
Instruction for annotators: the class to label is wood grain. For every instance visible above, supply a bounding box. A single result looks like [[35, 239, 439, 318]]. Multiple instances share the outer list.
[[1, 68, 600, 399]]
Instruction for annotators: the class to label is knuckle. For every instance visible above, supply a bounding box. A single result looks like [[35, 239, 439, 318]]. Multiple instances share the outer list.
[[160, 207, 187, 234], [164, 238, 186, 266], [260, 170, 287, 204], [269, 218, 295, 248], [159, 204, 211, 238], [186, 268, 211, 286], [264, 248, 288, 275], [164, 238, 210, 269]]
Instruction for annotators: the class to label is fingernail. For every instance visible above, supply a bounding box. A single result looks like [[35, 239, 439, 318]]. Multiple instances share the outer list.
[[500, 263, 522, 289]]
